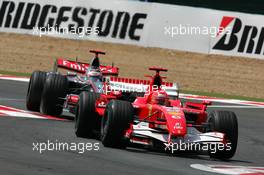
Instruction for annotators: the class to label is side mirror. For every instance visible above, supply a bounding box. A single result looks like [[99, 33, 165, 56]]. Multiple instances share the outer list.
[[174, 83, 180, 95], [162, 82, 180, 98]]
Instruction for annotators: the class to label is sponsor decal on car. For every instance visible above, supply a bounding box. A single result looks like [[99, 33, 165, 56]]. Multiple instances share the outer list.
[[165, 107, 181, 112], [171, 115, 181, 119]]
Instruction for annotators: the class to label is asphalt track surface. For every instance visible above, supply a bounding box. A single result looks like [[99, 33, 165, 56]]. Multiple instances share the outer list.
[[0, 79, 263, 175]]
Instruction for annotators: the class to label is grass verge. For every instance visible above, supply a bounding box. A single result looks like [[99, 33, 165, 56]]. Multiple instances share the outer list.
[[0, 70, 31, 77], [182, 90, 264, 102]]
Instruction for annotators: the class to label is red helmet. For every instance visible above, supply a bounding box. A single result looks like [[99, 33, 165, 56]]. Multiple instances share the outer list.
[[151, 90, 169, 105]]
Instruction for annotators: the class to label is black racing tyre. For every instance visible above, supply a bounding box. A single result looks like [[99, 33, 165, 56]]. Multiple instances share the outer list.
[[101, 100, 134, 148], [75, 92, 100, 138], [40, 73, 68, 116], [207, 110, 238, 159], [26, 71, 47, 112]]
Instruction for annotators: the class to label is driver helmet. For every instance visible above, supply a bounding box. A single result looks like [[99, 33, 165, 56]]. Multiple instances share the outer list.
[[86, 67, 102, 79], [151, 90, 169, 106]]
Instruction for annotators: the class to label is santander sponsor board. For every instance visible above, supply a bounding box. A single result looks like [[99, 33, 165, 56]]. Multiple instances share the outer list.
[[210, 14, 264, 59]]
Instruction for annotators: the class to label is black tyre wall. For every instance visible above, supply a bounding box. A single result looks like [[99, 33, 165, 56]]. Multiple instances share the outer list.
[[75, 92, 100, 138], [207, 110, 238, 159], [101, 100, 134, 148], [26, 71, 47, 111], [41, 74, 68, 116]]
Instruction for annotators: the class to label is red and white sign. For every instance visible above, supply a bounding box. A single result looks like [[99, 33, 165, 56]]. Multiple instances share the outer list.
[[0, 105, 66, 121], [191, 164, 264, 175]]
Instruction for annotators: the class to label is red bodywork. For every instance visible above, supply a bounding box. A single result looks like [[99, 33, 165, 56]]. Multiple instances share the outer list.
[[56, 58, 119, 76], [58, 49, 119, 113], [56, 50, 118, 76], [69, 66, 212, 144], [95, 67, 211, 144], [126, 68, 210, 144]]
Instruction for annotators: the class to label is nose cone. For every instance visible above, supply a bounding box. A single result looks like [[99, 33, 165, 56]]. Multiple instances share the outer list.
[[166, 111, 187, 137]]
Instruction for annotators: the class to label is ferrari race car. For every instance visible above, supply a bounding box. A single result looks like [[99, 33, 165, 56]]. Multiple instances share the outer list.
[[26, 50, 119, 116], [75, 67, 238, 159]]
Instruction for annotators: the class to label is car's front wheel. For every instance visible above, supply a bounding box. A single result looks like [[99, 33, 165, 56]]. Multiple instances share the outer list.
[[26, 71, 47, 111], [207, 110, 238, 159], [40, 73, 68, 116], [75, 92, 100, 138], [101, 100, 134, 148]]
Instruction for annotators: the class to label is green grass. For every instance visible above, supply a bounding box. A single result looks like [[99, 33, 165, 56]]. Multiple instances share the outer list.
[[0, 70, 31, 77], [182, 90, 264, 102], [1, 70, 263, 102]]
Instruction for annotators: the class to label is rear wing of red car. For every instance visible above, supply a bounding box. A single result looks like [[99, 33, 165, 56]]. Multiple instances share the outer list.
[[108, 77, 179, 97], [55, 58, 119, 76], [109, 77, 173, 86]]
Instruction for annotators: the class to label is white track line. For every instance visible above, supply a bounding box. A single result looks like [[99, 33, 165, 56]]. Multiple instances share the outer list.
[[0, 105, 66, 120], [0, 98, 25, 101], [0, 110, 46, 119], [0, 76, 29, 82], [180, 96, 264, 107]]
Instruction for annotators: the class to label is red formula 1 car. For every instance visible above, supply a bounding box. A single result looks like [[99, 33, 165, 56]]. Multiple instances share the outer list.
[[75, 67, 238, 159], [26, 50, 119, 116]]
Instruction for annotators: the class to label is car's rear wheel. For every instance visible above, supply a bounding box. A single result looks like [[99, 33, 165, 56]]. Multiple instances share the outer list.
[[40, 73, 68, 116], [26, 71, 47, 111], [101, 100, 134, 148], [207, 110, 238, 159], [75, 92, 100, 138]]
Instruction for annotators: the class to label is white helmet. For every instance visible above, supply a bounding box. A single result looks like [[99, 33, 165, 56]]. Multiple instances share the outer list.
[[87, 68, 102, 78]]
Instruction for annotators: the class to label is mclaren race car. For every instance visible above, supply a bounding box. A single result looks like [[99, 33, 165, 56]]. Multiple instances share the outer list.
[[26, 50, 119, 116], [75, 67, 238, 159]]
